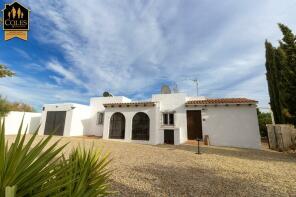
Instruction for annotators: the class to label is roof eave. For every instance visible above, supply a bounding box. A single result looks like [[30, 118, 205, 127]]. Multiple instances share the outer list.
[[185, 102, 257, 107]]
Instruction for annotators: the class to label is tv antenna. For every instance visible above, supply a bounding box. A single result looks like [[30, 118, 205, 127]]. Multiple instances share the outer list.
[[172, 82, 179, 93], [192, 79, 198, 96]]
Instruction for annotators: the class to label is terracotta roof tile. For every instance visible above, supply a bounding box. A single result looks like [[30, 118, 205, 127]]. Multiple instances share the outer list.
[[186, 98, 257, 105], [104, 101, 155, 108]]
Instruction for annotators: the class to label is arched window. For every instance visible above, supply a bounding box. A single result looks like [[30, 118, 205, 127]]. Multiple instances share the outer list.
[[132, 112, 150, 141], [109, 112, 125, 139]]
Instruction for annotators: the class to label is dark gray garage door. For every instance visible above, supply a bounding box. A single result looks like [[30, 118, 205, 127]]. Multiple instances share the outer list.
[[44, 111, 66, 136]]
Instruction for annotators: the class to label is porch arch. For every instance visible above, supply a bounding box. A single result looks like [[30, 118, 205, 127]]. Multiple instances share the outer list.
[[132, 112, 150, 141], [109, 112, 125, 139]]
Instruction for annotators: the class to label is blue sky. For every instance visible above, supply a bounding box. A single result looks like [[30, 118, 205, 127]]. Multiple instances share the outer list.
[[1, 0, 296, 111]]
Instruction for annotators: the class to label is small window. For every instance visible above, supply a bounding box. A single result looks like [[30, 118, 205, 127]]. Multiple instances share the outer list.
[[162, 113, 174, 126], [169, 113, 174, 125], [163, 114, 168, 125], [97, 112, 104, 125]]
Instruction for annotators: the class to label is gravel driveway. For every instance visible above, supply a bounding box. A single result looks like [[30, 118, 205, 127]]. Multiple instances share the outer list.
[[6, 136, 296, 196]]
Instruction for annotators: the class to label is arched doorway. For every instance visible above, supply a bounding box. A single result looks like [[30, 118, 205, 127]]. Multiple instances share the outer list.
[[132, 112, 150, 141], [109, 112, 125, 139]]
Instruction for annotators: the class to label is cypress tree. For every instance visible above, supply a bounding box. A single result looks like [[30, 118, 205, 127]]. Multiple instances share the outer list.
[[278, 24, 296, 124], [265, 24, 296, 125], [274, 48, 288, 123], [265, 41, 282, 123]]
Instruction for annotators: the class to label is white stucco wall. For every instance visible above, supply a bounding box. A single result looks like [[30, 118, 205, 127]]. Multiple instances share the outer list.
[[37, 93, 260, 149], [152, 93, 188, 145], [193, 105, 261, 149], [88, 96, 131, 136], [103, 105, 158, 144], [68, 104, 90, 136], [3, 111, 41, 135], [39, 103, 90, 136]]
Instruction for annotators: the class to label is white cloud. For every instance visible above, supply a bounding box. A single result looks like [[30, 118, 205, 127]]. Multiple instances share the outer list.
[[13, 48, 31, 60], [49, 75, 63, 85], [9, 0, 296, 109], [46, 60, 84, 86], [0, 74, 90, 110], [24, 63, 45, 72]]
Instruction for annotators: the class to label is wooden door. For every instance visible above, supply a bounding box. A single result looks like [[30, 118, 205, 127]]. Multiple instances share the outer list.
[[164, 130, 174, 144], [186, 110, 203, 140]]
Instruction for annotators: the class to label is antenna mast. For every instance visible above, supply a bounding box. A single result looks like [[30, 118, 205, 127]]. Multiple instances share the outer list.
[[192, 79, 198, 96]]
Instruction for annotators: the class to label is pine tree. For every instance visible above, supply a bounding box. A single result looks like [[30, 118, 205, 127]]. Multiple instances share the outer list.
[[0, 64, 15, 78]]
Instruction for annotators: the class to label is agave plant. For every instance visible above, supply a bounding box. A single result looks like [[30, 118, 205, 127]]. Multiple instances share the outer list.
[[0, 118, 112, 197], [38, 147, 112, 197], [59, 147, 111, 196]]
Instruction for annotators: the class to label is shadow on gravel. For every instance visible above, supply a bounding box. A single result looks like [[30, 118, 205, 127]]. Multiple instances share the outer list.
[[155, 144, 296, 163], [109, 180, 151, 197], [129, 163, 289, 197]]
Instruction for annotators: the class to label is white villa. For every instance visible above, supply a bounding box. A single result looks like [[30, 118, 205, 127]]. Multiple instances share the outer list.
[[37, 92, 261, 149]]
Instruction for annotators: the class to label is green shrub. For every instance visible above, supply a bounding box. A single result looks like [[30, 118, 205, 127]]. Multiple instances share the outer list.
[[257, 109, 272, 137], [0, 118, 112, 196], [0, 97, 10, 117], [0, 96, 35, 118]]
